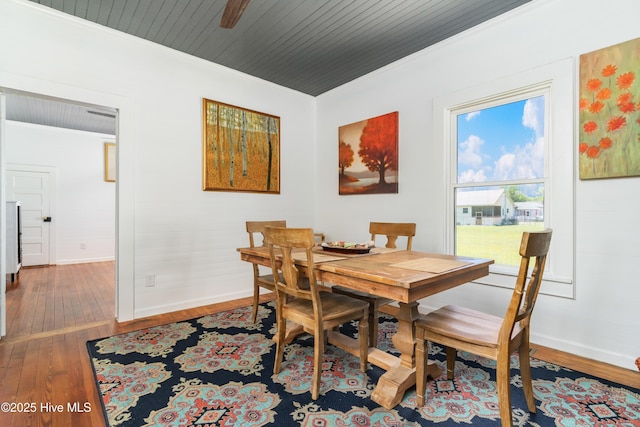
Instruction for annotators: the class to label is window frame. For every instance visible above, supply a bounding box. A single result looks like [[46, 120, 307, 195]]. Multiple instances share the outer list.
[[435, 59, 575, 299], [453, 89, 548, 268]]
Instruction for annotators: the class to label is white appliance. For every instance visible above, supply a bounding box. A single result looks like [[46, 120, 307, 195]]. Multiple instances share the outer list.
[[6, 201, 22, 282]]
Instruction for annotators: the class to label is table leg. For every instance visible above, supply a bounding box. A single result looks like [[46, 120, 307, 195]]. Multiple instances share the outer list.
[[370, 301, 442, 409]]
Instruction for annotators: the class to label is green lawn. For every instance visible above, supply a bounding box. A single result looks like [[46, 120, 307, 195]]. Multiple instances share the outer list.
[[456, 224, 544, 266]]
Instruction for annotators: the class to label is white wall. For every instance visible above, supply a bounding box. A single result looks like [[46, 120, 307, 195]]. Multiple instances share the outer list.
[[1, 0, 639, 370], [316, 0, 640, 370], [0, 0, 316, 320], [5, 121, 116, 264]]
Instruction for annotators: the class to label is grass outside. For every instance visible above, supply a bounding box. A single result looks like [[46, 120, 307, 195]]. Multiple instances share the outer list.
[[456, 223, 545, 266]]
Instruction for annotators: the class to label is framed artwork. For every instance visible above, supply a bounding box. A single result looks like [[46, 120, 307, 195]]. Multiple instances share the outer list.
[[338, 111, 398, 195], [579, 37, 640, 179], [202, 98, 280, 193], [104, 142, 115, 182]]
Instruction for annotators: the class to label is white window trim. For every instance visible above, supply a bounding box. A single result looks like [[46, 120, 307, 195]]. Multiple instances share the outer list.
[[435, 58, 575, 299]]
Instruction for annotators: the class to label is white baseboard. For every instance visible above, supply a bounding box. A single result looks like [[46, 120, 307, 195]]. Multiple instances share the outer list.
[[133, 289, 253, 320], [530, 332, 637, 371], [55, 256, 115, 265]]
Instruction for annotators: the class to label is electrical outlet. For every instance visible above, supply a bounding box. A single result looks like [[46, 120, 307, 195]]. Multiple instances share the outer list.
[[145, 274, 156, 287], [80, 242, 86, 250]]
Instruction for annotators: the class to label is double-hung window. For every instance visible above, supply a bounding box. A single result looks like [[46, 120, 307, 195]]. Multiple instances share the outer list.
[[437, 59, 575, 298], [454, 94, 546, 267]]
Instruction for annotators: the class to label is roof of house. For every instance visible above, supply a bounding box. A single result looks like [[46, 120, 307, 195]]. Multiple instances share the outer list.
[[514, 201, 544, 210], [456, 189, 506, 206]]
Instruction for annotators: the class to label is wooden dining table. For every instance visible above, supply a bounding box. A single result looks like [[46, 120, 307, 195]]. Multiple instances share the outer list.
[[237, 245, 493, 409]]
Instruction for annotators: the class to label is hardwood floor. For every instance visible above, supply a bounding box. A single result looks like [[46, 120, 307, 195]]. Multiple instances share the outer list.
[[5, 263, 115, 338], [1, 262, 272, 426], [1, 263, 637, 426]]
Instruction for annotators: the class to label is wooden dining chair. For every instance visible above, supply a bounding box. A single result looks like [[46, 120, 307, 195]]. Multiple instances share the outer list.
[[333, 221, 417, 347], [264, 226, 369, 400], [314, 232, 326, 244], [246, 220, 286, 322], [369, 221, 416, 251], [414, 229, 552, 427]]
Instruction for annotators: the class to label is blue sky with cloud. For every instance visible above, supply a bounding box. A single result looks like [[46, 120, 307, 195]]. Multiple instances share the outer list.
[[456, 96, 545, 184]]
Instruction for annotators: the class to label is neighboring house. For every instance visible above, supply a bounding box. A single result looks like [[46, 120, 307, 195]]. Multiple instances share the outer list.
[[514, 201, 544, 223], [456, 188, 515, 226]]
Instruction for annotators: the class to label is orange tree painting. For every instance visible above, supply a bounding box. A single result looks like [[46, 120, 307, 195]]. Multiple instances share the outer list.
[[338, 111, 398, 195], [203, 99, 280, 193], [579, 37, 640, 179]]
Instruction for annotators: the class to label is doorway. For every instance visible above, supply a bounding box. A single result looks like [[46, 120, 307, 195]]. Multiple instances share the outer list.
[[1, 90, 118, 338]]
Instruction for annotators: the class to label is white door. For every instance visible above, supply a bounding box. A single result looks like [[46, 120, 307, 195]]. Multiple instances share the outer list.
[[5, 167, 54, 266]]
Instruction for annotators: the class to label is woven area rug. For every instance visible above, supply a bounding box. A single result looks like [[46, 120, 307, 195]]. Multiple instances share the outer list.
[[87, 302, 640, 426]]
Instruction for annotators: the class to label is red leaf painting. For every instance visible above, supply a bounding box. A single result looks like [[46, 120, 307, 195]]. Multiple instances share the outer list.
[[338, 112, 399, 195]]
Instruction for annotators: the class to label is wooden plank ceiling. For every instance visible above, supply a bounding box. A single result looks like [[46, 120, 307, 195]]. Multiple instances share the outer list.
[[8, 0, 530, 133]]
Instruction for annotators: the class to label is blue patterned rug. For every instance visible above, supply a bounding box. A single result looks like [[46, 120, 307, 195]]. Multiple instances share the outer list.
[[86, 302, 640, 426]]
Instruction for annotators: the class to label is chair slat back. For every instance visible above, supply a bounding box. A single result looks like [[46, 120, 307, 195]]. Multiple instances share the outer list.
[[499, 229, 552, 345], [246, 220, 287, 280], [369, 222, 416, 250], [264, 227, 319, 303], [246, 220, 287, 248]]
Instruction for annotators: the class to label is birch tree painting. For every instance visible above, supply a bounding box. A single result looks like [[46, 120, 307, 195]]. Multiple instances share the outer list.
[[203, 99, 280, 193]]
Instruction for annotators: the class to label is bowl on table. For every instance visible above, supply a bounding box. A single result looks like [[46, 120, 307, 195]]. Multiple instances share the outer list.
[[320, 241, 375, 255]]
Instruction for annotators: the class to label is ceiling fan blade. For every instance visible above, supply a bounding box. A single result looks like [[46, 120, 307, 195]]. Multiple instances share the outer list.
[[220, 0, 251, 29]]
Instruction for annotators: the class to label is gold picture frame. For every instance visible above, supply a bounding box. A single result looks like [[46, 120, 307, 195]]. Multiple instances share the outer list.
[[202, 98, 280, 193], [104, 142, 116, 182]]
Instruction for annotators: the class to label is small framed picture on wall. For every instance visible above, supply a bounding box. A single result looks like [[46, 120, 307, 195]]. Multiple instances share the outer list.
[[104, 142, 116, 182]]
